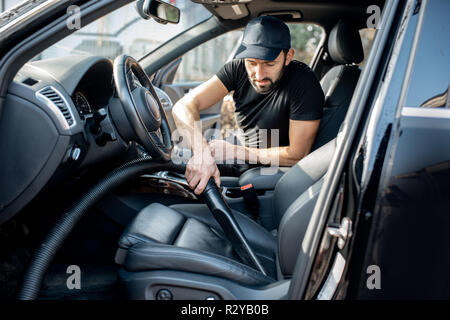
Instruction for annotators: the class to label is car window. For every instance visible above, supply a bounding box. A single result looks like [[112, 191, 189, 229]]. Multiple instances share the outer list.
[[404, 0, 450, 108], [173, 30, 243, 83], [287, 23, 325, 66], [29, 0, 212, 61], [173, 22, 324, 83], [0, 0, 20, 12]]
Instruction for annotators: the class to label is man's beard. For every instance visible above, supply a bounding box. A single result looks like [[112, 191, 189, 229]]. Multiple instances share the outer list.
[[248, 59, 287, 94]]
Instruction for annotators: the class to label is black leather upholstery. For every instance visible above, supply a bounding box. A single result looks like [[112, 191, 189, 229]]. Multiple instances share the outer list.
[[312, 65, 360, 151], [116, 139, 336, 287], [311, 20, 363, 151], [169, 203, 277, 258], [125, 243, 274, 285], [238, 166, 290, 190], [273, 139, 336, 227], [118, 202, 277, 285], [278, 178, 324, 276], [327, 20, 364, 65]]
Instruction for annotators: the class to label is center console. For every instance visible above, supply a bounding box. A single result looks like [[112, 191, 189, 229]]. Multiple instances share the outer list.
[[138, 166, 289, 230]]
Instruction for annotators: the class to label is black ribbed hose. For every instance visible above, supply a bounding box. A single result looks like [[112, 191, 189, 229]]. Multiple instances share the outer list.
[[203, 178, 267, 276], [17, 157, 184, 300]]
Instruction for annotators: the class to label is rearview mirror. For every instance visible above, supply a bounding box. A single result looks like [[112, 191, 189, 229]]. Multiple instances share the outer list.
[[135, 0, 180, 24]]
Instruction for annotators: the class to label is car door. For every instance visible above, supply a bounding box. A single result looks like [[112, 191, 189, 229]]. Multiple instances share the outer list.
[[287, 0, 417, 300], [153, 30, 243, 137], [348, 0, 450, 299], [296, 0, 450, 300]]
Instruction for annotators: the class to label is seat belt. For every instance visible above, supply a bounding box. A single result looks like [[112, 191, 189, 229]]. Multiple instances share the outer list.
[[240, 184, 260, 221]]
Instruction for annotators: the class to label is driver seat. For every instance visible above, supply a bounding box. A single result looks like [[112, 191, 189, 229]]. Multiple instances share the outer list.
[[114, 138, 336, 299]]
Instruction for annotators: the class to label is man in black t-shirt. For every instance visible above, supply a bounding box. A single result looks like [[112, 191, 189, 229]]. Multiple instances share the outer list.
[[172, 16, 324, 195], [216, 58, 323, 149]]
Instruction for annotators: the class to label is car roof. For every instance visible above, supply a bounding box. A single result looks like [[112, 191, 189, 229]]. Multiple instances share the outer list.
[[201, 0, 386, 30]]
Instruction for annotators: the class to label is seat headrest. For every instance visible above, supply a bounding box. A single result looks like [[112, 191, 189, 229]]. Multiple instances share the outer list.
[[328, 20, 364, 65]]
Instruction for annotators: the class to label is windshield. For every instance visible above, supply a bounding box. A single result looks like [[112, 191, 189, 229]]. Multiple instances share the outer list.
[[32, 0, 211, 61]]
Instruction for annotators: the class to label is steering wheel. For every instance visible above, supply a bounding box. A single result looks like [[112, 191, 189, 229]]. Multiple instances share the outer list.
[[113, 55, 172, 161]]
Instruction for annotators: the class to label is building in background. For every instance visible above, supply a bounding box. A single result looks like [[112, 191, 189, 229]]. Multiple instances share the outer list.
[[0, 0, 19, 12]]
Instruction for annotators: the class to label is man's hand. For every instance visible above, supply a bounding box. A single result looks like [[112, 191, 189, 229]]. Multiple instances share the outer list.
[[185, 146, 220, 195], [209, 139, 239, 161], [171, 75, 228, 195]]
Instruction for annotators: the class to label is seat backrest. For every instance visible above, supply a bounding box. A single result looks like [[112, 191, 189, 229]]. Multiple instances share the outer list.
[[273, 137, 337, 277], [311, 20, 363, 151], [273, 138, 336, 228], [278, 177, 324, 276], [272, 20, 364, 277]]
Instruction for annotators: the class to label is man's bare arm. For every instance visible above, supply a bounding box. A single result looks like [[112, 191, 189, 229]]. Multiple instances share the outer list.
[[209, 119, 320, 166], [172, 75, 229, 194], [172, 76, 229, 140], [248, 119, 320, 166]]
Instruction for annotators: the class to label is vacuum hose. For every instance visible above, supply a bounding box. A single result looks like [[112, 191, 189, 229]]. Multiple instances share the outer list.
[[203, 178, 267, 275], [17, 157, 184, 300]]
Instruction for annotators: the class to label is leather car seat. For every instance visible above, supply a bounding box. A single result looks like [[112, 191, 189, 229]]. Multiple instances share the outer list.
[[115, 138, 336, 298], [312, 20, 364, 151], [113, 21, 363, 299]]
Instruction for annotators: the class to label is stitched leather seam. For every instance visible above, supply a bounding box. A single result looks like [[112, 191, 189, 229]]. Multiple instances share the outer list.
[[131, 251, 271, 283], [128, 246, 273, 283], [120, 233, 157, 248], [167, 216, 187, 245]]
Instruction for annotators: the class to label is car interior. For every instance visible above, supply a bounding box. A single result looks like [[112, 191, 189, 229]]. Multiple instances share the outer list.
[[0, 0, 385, 300]]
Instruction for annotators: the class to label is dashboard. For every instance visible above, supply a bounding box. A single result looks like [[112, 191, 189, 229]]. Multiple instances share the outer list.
[[73, 91, 94, 119], [0, 55, 173, 224]]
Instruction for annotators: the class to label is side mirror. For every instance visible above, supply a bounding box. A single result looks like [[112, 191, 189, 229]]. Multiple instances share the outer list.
[[135, 0, 180, 24]]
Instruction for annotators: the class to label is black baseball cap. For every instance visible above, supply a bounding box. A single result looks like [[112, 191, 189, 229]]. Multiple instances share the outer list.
[[235, 16, 291, 61]]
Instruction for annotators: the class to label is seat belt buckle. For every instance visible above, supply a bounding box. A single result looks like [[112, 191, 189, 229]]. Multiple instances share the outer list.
[[240, 184, 259, 221]]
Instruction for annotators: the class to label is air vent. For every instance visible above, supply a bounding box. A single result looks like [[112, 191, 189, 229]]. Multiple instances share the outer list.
[[37, 87, 74, 126]]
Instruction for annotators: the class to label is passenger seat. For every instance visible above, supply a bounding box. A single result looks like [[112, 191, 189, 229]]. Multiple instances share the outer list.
[[312, 20, 364, 151]]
